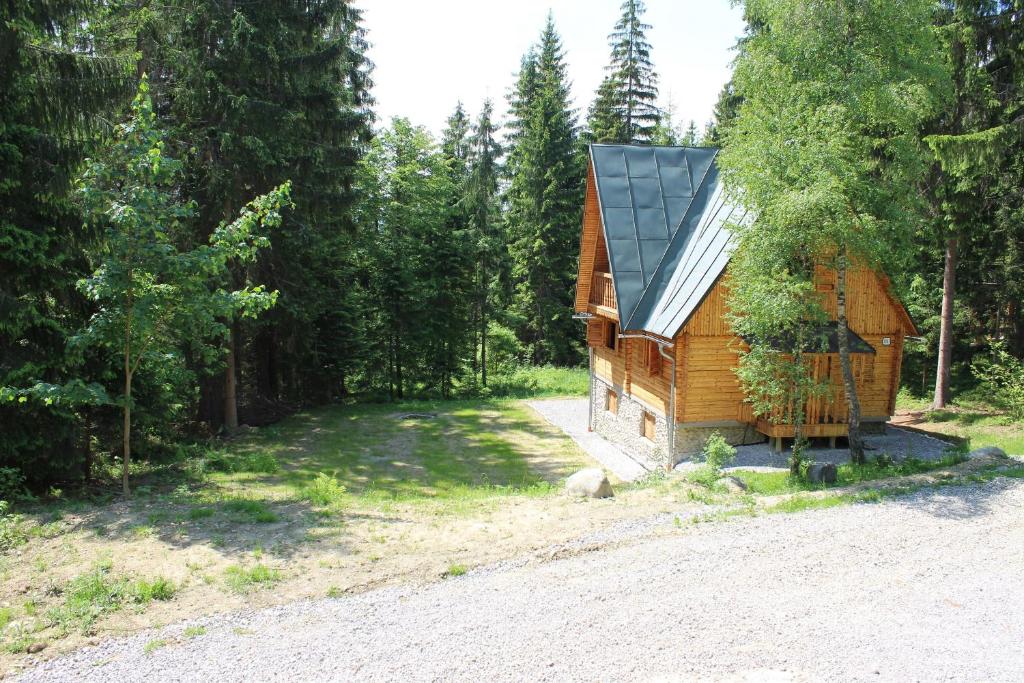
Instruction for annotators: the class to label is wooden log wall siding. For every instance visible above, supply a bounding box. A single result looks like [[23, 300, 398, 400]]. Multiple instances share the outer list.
[[574, 144, 916, 453], [573, 161, 604, 314]]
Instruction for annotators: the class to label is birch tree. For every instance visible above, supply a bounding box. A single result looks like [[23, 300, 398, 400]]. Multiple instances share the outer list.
[[719, 0, 949, 463]]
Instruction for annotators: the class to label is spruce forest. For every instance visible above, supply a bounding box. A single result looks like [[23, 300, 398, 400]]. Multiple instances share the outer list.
[[2, 0, 1023, 494]]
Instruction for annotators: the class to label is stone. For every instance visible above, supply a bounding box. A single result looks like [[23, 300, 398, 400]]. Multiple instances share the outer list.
[[565, 468, 614, 499], [718, 475, 748, 493], [968, 446, 1007, 460], [806, 462, 838, 484]]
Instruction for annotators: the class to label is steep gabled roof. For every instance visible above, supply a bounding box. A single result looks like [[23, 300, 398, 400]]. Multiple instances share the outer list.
[[590, 144, 749, 338]]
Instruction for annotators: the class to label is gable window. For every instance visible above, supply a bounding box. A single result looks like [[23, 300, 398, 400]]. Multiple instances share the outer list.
[[604, 321, 618, 352]]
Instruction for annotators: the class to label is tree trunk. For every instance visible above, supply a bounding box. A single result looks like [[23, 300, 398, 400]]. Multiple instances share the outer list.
[[836, 250, 865, 464], [224, 325, 238, 431], [933, 236, 958, 409], [122, 365, 132, 498], [480, 307, 488, 387]]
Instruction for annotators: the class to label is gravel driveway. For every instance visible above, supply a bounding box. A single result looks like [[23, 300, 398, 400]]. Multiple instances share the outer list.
[[17, 477, 1024, 682]]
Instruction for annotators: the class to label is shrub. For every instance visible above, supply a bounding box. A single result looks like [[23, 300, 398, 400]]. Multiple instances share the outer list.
[[703, 431, 737, 473], [0, 467, 27, 502], [302, 472, 347, 508], [0, 500, 27, 552], [972, 340, 1024, 421]]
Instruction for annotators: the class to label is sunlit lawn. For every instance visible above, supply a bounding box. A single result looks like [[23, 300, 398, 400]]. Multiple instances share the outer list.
[[209, 398, 589, 512], [895, 390, 1024, 455]]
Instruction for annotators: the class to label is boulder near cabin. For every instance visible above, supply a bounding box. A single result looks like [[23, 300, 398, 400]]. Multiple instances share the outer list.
[[574, 144, 917, 467]]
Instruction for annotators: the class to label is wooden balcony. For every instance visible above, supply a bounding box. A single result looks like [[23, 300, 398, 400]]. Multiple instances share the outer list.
[[590, 271, 616, 310]]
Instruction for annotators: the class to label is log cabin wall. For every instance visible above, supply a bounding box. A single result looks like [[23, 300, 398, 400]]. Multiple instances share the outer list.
[[676, 269, 910, 426]]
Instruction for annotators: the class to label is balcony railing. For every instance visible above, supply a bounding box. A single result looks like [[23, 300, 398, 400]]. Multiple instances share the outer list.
[[590, 271, 615, 310]]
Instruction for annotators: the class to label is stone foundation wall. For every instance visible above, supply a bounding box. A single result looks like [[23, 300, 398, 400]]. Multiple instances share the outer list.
[[673, 424, 765, 464], [590, 375, 768, 467], [591, 375, 670, 466]]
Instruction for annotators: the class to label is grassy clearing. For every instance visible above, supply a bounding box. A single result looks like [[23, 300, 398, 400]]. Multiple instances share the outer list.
[[483, 366, 588, 398], [895, 389, 1024, 454]]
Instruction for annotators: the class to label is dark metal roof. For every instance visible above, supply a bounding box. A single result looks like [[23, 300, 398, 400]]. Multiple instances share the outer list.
[[590, 144, 749, 337], [742, 322, 877, 355]]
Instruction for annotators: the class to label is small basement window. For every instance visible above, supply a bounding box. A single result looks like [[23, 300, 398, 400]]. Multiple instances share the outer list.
[[606, 389, 618, 414], [641, 411, 656, 441]]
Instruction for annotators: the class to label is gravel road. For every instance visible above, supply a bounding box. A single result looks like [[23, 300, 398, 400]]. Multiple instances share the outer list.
[[17, 477, 1024, 682]]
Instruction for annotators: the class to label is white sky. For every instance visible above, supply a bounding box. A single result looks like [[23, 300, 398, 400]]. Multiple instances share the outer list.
[[361, 0, 746, 136]]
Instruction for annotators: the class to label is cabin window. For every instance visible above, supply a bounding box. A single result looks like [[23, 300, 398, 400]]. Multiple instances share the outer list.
[[604, 321, 618, 351], [639, 340, 662, 377], [641, 411, 656, 441], [606, 389, 618, 415]]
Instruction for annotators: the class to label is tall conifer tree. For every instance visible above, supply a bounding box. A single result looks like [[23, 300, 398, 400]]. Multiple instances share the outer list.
[[0, 0, 131, 483], [587, 0, 660, 143], [169, 0, 372, 422], [466, 100, 503, 386], [507, 16, 584, 366]]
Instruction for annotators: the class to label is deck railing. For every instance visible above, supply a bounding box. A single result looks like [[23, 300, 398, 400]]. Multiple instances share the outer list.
[[590, 271, 616, 309]]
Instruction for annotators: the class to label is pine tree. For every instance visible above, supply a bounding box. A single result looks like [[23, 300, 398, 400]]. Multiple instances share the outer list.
[[358, 119, 457, 399], [168, 0, 372, 422], [650, 94, 682, 145], [704, 81, 743, 146], [921, 1, 1023, 408], [466, 100, 503, 386], [588, 0, 660, 143], [507, 16, 585, 366], [0, 0, 132, 485], [681, 120, 701, 146]]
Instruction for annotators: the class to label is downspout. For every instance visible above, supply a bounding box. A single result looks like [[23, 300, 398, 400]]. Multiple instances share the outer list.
[[588, 347, 594, 431], [619, 333, 677, 470], [658, 343, 676, 471]]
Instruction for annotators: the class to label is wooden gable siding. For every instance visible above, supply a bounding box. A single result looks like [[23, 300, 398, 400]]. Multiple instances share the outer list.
[[574, 161, 604, 313], [676, 268, 912, 425]]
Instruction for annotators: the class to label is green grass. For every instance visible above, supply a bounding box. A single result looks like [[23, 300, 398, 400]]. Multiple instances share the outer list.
[[445, 563, 468, 578], [216, 398, 586, 510], [730, 452, 971, 495], [221, 498, 279, 524], [143, 638, 169, 655], [187, 506, 215, 520], [183, 625, 207, 638], [223, 563, 281, 594], [484, 366, 588, 398], [129, 576, 176, 603], [895, 389, 1024, 455], [44, 562, 177, 635]]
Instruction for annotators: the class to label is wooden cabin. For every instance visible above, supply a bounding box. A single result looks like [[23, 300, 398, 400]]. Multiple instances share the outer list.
[[574, 144, 917, 466]]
